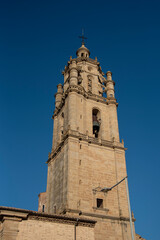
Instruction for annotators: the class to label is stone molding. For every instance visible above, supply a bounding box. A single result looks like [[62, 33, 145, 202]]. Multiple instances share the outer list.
[[47, 130, 125, 163], [92, 207, 109, 212], [64, 71, 104, 85], [0, 206, 96, 228], [53, 84, 117, 118], [65, 208, 136, 223], [106, 87, 115, 92], [65, 58, 99, 72], [29, 216, 94, 227], [105, 79, 115, 85], [68, 66, 78, 72], [0, 209, 28, 220]]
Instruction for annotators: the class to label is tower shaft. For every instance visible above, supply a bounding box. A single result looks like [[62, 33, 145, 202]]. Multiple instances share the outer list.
[[46, 44, 136, 240]]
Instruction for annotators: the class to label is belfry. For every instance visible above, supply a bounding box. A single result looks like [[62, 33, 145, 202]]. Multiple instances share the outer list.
[[44, 42, 136, 239], [0, 40, 146, 240]]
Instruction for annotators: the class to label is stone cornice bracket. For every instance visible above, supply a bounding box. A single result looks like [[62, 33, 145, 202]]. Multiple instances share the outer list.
[[0, 209, 29, 221]]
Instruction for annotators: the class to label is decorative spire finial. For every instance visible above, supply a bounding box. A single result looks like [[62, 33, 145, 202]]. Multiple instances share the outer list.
[[79, 28, 87, 45]]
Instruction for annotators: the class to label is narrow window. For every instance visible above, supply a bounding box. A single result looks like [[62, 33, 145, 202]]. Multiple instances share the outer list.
[[42, 205, 45, 212], [99, 91, 103, 96], [81, 53, 84, 57], [97, 198, 103, 208]]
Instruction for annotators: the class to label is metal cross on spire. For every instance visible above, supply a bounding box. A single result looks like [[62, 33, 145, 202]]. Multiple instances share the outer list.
[[79, 29, 87, 45]]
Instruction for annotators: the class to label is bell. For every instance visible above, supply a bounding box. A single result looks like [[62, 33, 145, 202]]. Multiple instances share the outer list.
[[93, 121, 100, 133]]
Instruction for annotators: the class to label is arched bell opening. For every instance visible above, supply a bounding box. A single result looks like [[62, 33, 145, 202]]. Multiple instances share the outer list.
[[92, 109, 101, 138]]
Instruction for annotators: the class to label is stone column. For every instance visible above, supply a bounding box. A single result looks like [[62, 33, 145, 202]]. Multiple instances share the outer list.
[[55, 84, 63, 108], [105, 71, 120, 142], [106, 71, 115, 98], [52, 115, 58, 151], [69, 60, 78, 85]]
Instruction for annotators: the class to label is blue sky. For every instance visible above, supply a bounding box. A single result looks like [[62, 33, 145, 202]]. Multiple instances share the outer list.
[[0, 0, 160, 239]]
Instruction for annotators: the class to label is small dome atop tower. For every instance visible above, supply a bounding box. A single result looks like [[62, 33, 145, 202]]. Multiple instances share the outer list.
[[76, 43, 90, 58]]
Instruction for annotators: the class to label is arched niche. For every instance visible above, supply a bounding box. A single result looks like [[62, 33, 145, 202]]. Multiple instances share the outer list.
[[92, 108, 101, 138]]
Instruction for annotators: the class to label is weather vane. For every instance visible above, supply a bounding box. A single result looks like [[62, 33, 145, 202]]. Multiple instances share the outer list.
[[79, 28, 87, 45]]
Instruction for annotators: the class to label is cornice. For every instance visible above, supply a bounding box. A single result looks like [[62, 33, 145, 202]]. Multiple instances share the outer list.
[[28, 215, 94, 227], [47, 130, 125, 164], [52, 85, 118, 118], [73, 57, 99, 66], [0, 206, 96, 227], [65, 208, 136, 223], [64, 58, 99, 73]]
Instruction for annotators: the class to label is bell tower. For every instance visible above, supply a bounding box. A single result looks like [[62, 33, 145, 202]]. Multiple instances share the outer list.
[[46, 42, 136, 239]]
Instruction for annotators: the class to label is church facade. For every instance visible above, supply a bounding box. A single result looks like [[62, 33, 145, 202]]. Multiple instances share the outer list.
[[0, 43, 145, 240]]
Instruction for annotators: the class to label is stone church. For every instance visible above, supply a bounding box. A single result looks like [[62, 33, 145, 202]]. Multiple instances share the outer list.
[[0, 42, 145, 240]]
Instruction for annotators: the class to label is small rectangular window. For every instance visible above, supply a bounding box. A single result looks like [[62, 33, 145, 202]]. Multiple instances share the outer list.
[[97, 198, 103, 208]]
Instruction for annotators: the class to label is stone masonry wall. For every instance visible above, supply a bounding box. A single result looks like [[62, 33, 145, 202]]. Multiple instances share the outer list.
[[0, 207, 95, 240], [16, 219, 94, 240], [67, 137, 128, 217]]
